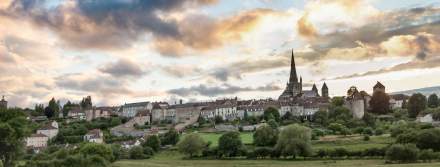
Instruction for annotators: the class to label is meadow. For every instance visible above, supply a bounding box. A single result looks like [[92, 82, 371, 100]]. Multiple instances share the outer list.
[[112, 150, 440, 167]]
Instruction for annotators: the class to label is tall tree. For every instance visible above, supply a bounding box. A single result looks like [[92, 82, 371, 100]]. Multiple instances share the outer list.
[[427, 94, 439, 108], [44, 106, 55, 118], [408, 93, 427, 118], [48, 97, 60, 117], [369, 91, 391, 114], [0, 108, 29, 167]]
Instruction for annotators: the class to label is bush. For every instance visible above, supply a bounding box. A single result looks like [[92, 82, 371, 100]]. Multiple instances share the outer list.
[[143, 146, 155, 156], [254, 147, 272, 158], [362, 127, 374, 136], [416, 128, 440, 151], [363, 135, 370, 141], [386, 144, 419, 163], [129, 146, 149, 159], [419, 149, 436, 162], [161, 129, 180, 146], [363, 147, 386, 157], [375, 128, 384, 136], [330, 148, 349, 158]]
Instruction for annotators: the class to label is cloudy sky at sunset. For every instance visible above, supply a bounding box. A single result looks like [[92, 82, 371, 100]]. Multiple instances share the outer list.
[[1, 0, 439, 107]]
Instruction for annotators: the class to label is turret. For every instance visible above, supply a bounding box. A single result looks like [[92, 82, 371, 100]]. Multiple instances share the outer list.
[[0, 95, 7, 109], [312, 84, 318, 96]]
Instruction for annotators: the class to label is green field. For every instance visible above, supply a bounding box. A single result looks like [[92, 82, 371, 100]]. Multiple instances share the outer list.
[[112, 151, 440, 167]]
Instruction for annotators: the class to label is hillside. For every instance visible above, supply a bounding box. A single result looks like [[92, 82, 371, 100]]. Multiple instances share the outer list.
[[392, 86, 440, 96]]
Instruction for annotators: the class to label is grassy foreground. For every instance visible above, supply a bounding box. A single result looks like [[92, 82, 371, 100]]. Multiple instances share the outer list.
[[112, 150, 440, 167]]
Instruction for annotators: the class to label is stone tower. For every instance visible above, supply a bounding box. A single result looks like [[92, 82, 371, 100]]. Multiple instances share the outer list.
[[279, 50, 302, 100], [0, 96, 7, 109], [321, 82, 328, 98], [373, 81, 385, 93], [312, 84, 319, 96]]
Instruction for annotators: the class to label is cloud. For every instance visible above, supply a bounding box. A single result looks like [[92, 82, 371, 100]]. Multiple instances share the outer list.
[[161, 65, 202, 78], [329, 57, 440, 80], [297, 12, 317, 39], [168, 83, 282, 97], [99, 58, 146, 77], [1, 0, 274, 56]]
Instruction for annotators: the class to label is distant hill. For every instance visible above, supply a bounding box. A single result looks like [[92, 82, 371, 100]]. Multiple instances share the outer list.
[[392, 86, 440, 96]]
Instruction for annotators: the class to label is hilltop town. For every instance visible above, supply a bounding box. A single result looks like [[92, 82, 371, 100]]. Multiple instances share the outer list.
[[2, 52, 440, 167]]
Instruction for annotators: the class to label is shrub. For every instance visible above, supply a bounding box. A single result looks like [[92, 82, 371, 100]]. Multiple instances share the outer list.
[[143, 146, 154, 156], [129, 146, 148, 159], [386, 144, 419, 163], [418, 149, 436, 162], [362, 127, 374, 136], [363, 135, 370, 141], [416, 128, 440, 151], [254, 147, 272, 158], [330, 148, 349, 158]]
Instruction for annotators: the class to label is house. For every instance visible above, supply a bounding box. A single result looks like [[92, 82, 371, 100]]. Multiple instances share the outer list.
[[36, 121, 59, 139], [84, 129, 104, 143], [389, 94, 409, 109], [120, 140, 142, 149], [133, 110, 151, 126], [68, 108, 86, 120], [26, 133, 49, 150], [151, 102, 171, 122], [121, 102, 153, 118]]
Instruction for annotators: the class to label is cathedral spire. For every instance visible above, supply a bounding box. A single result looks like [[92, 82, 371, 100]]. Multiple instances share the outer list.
[[289, 49, 298, 83]]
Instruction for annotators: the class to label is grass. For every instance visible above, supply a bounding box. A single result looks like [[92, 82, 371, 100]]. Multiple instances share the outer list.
[[112, 151, 440, 167], [312, 135, 394, 151]]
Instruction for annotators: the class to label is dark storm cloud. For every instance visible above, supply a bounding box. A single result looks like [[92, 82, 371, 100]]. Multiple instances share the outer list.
[[99, 59, 146, 77], [168, 83, 282, 97]]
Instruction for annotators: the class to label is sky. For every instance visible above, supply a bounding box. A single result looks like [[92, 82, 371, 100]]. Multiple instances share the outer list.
[[0, 0, 439, 108]]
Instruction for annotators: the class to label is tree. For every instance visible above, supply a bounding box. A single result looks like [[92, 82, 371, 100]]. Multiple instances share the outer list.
[[48, 97, 60, 117], [263, 107, 280, 122], [0, 108, 29, 167], [369, 91, 390, 114], [275, 124, 312, 159], [331, 97, 345, 106], [427, 94, 439, 108], [313, 110, 328, 125], [34, 104, 44, 115], [177, 133, 206, 158], [386, 144, 419, 163], [253, 124, 278, 147], [44, 106, 55, 118], [408, 93, 427, 118], [143, 135, 161, 152], [214, 116, 224, 124], [218, 132, 243, 157], [161, 129, 179, 146], [415, 128, 440, 151], [267, 119, 279, 129]]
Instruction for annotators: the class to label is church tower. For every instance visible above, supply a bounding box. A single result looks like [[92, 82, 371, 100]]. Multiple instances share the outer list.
[[279, 50, 302, 100], [322, 82, 329, 98]]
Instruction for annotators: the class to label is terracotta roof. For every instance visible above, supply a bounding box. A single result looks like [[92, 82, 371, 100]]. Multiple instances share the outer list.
[[86, 129, 102, 138]]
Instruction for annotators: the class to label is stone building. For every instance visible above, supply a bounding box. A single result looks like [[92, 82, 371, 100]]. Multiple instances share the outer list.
[[36, 121, 59, 139], [121, 101, 153, 118], [26, 133, 48, 151], [84, 129, 104, 144], [0, 95, 7, 109], [373, 81, 385, 93], [345, 86, 371, 119]]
